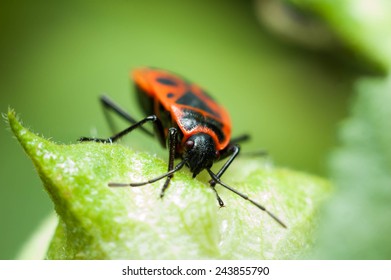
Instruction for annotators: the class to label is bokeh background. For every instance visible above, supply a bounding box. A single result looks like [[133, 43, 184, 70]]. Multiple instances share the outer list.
[[0, 0, 360, 259]]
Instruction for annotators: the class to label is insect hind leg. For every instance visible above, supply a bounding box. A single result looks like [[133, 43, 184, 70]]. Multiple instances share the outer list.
[[100, 94, 153, 137], [229, 134, 250, 144], [230, 134, 268, 157], [79, 115, 159, 143]]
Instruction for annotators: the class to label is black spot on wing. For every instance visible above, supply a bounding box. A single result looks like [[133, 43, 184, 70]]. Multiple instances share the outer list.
[[156, 77, 178, 86], [167, 92, 174, 98], [176, 90, 220, 118], [180, 109, 225, 143]]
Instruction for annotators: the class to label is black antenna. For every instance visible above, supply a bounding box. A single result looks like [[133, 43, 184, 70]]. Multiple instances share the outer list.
[[207, 169, 287, 228], [108, 159, 286, 228]]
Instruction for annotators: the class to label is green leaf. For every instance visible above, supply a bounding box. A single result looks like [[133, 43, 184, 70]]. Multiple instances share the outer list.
[[314, 75, 391, 259], [289, 0, 391, 70], [8, 109, 330, 259]]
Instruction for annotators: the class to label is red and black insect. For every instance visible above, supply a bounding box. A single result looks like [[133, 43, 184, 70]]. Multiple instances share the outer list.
[[80, 67, 286, 228]]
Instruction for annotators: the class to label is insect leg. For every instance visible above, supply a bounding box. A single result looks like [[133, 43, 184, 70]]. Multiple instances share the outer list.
[[159, 127, 178, 198], [229, 134, 250, 144], [79, 115, 160, 143], [208, 144, 240, 206], [100, 94, 154, 137], [213, 144, 240, 183], [230, 134, 267, 157], [210, 184, 225, 207]]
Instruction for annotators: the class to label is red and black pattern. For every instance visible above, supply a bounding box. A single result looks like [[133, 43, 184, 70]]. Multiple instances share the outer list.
[[79, 67, 286, 228], [133, 68, 231, 151]]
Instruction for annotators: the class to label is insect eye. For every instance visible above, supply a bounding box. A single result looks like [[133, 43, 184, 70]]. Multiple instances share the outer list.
[[215, 150, 220, 160], [185, 140, 194, 150]]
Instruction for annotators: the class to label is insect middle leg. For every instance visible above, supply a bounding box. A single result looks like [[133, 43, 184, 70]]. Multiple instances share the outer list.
[[210, 144, 241, 207]]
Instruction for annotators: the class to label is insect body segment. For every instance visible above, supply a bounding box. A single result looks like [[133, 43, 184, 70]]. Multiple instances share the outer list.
[[80, 67, 286, 228]]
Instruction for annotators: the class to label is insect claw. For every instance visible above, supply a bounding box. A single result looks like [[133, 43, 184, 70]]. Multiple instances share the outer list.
[[209, 179, 217, 187]]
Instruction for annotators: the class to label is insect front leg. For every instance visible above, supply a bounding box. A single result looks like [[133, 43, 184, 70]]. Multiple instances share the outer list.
[[213, 144, 240, 182], [79, 115, 161, 143], [209, 144, 240, 207], [159, 127, 178, 198]]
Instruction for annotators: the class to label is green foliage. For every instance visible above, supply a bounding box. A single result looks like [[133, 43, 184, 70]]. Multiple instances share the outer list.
[[290, 0, 391, 70], [313, 76, 391, 259], [279, 0, 391, 259], [8, 109, 330, 259]]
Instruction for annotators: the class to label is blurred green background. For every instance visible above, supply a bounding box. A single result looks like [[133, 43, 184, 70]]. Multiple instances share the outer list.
[[0, 0, 358, 259]]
